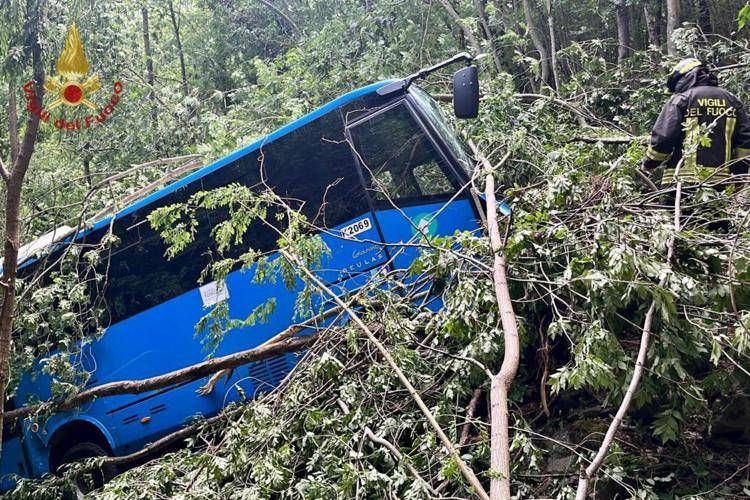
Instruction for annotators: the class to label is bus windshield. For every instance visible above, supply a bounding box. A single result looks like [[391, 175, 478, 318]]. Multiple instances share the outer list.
[[410, 86, 474, 175]]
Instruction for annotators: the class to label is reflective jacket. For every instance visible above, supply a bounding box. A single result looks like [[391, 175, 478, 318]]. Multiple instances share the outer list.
[[643, 68, 750, 185]]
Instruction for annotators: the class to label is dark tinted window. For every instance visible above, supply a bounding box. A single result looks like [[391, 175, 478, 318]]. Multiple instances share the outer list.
[[263, 110, 368, 230], [100, 154, 268, 324], [348, 104, 459, 207], [410, 86, 474, 174], [20, 108, 368, 326], [99, 109, 365, 323]]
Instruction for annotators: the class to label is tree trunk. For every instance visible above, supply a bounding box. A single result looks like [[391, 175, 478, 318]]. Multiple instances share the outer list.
[[490, 375, 512, 499], [0, 4, 44, 453], [473, 0, 503, 73], [7, 80, 18, 166], [695, 0, 712, 35], [168, 0, 189, 97], [666, 0, 679, 56], [616, 0, 631, 65], [543, 0, 560, 90], [141, 6, 157, 127], [469, 142, 521, 500], [438, 0, 483, 57], [522, 0, 552, 89], [643, 1, 661, 48]]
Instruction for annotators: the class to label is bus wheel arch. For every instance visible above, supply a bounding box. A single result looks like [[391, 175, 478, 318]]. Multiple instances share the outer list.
[[48, 419, 114, 474]]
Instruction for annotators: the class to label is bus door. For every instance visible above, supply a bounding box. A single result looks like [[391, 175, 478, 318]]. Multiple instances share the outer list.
[[346, 100, 480, 274]]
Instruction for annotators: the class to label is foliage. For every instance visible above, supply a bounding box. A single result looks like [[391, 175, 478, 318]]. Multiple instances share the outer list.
[[3, 0, 750, 498], [739, 3, 750, 30]]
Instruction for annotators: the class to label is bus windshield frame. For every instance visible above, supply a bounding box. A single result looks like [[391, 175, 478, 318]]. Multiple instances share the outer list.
[[407, 86, 474, 176]]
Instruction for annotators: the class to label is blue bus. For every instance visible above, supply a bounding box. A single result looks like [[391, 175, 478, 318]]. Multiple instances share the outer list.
[[1, 55, 485, 490]]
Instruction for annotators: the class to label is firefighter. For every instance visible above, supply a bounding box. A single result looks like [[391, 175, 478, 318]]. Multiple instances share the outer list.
[[642, 58, 750, 186]]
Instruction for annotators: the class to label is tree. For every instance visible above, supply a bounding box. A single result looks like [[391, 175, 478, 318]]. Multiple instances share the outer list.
[[0, 0, 45, 453], [695, 0, 713, 34], [643, 0, 661, 48], [473, 0, 503, 73], [616, 0, 631, 65], [543, 0, 560, 89], [667, 0, 679, 55], [522, 0, 553, 89], [167, 0, 189, 97], [141, 5, 157, 127]]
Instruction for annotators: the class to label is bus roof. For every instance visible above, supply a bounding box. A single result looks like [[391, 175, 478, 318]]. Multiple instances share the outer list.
[[9, 80, 395, 275]]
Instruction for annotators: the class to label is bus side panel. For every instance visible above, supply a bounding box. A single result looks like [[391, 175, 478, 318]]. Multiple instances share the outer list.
[[8, 95, 394, 477], [69, 212, 386, 454], [373, 199, 480, 270], [79, 268, 298, 452], [0, 435, 29, 490]]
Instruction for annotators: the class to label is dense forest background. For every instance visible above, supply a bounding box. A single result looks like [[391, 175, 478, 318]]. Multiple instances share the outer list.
[[2, 0, 750, 498]]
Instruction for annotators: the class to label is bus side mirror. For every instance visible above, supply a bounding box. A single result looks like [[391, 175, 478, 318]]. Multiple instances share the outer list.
[[453, 65, 479, 119]]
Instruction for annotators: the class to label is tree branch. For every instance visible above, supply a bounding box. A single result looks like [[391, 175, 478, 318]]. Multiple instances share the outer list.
[[470, 141, 520, 500], [4, 332, 318, 423], [567, 135, 647, 145], [0, 158, 9, 183], [279, 248, 490, 500], [256, 0, 300, 37], [337, 399, 438, 496], [575, 161, 684, 498], [436, 0, 482, 56]]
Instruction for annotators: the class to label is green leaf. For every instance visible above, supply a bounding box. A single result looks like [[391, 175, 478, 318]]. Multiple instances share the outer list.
[[739, 3, 750, 29]]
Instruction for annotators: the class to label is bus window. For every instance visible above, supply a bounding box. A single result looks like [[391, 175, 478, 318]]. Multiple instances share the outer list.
[[409, 86, 474, 175], [262, 110, 368, 230], [349, 103, 460, 207]]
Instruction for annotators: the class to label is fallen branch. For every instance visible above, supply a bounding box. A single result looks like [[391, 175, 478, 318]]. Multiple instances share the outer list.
[[460, 387, 483, 447], [515, 93, 590, 127], [90, 158, 204, 221], [102, 411, 224, 468], [5, 295, 357, 423], [567, 135, 647, 144], [434, 387, 485, 495], [5, 332, 317, 423], [575, 162, 683, 498], [714, 61, 750, 72], [279, 248, 490, 500], [337, 399, 437, 496]]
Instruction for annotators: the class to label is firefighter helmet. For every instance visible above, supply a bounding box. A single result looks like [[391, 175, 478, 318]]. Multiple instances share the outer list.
[[666, 58, 704, 92]]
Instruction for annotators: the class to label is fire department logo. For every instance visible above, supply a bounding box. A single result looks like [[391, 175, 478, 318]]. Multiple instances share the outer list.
[[44, 23, 101, 110], [23, 23, 123, 131]]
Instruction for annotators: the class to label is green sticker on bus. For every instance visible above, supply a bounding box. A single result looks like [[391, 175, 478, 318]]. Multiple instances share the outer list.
[[412, 213, 438, 237]]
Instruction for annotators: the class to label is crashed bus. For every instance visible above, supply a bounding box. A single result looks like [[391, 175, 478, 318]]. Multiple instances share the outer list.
[[1, 54, 489, 489]]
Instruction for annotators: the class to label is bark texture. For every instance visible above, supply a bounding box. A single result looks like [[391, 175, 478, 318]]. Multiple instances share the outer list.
[[666, 0, 680, 55], [0, 3, 44, 452], [522, 0, 552, 88], [643, 1, 661, 48], [616, 0, 631, 65]]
